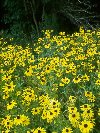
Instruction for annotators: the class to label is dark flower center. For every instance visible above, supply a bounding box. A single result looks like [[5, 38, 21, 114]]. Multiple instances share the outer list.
[[35, 109, 37, 112], [84, 124, 88, 128], [7, 122, 9, 125], [84, 105, 87, 108], [50, 112, 53, 115], [9, 102, 12, 105], [87, 110, 90, 113], [72, 114, 75, 117], [66, 129, 69, 132], [29, 94, 32, 97], [38, 130, 41, 133], [8, 85, 11, 89], [53, 102, 56, 105], [17, 116, 20, 119]]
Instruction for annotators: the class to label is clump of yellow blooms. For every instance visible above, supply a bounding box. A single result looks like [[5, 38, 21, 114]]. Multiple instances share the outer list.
[[0, 26, 100, 132]]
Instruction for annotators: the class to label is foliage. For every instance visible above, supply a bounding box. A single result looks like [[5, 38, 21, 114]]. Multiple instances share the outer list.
[[0, 27, 100, 132]]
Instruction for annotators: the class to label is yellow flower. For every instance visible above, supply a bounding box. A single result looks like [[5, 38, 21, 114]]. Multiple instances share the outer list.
[[80, 104, 91, 111], [98, 108, 100, 116], [73, 77, 81, 84], [79, 120, 94, 133], [22, 88, 37, 103], [24, 66, 33, 76], [46, 110, 55, 123], [20, 114, 30, 126], [45, 65, 51, 73], [44, 43, 51, 48], [1, 115, 13, 129], [79, 26, 84, 33], [87, 95, 96, 102], [61, 77, 70, 84], [33, 127, 46, 133], [59, 32, 65, 36], [98, 72, 100, 78], [14, 115, 22, 125], [69, 112, 80, 122], [41, 109, 47, 120], [85, 91, 93, 98], [56, 40, 62, 46], [2, 74, 12, 81], [74, 32, 80, 36], [69, 96, 77, 103], [14, 115, 30, 126], [81, 109, 94, 120], [7, 100, 17, 110], [59, 82, 65, 86], [31, 107, 41, 115], [96, 32, 100, 35], [69, 112, 80, 128], [95, 79, 100, 85], [68, 106, 77, 113], [16, 91, 21, 96], [62, 127, 73, 133], [2, 81, 15, 93], [81, 74, 90, 82]]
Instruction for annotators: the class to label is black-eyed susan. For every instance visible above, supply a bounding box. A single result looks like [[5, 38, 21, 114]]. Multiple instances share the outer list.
[[41, 109, 47, 120], [14, 115, 22, 126], [79, 120, 94, 133], [1, 129, 11, 133], [44, 43, 51, 49], [87, 95, 96, 102], [39, 94, 50, 108], [1, 115, 13, 129], [47, 110, 55, 123], [69, 96, 77, 103], [59, 32, 65, 36], [62, 127, 73, 133], [1, 117, 13, 130], [59, 82, 65, 86], [81, 74, 90, 82], [31, 107, 41, 115], [40, 76, 47, 85], [6, 100, 17, 110], [95, 79, 100, 85], [20, 114, 30, 126], [2, 92, 9, 99], [85, 91, 93, 98], [98, 108, 100, 116], [68, 106, 77, 113], [80, 104, 91, 111], [27, 129, 35, 133], [33, 127, 46, 133], [45, 65, 51, 73], [2, 74, 12, 81], [2, 81, 15, 93], [24, 66, 33, 76], [81, 109, 94, 120], [49, 99, 61, 108], [61, 77, 70, 84], [53, 108, 60, 116], [56, 40, 62, 46], [22, 87, 37, 103], [73, 77, 81, 84], [69, 112, 80, 122]]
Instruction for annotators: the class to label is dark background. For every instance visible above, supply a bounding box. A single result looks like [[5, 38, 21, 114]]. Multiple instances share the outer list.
[[0, 0, 100, 41]]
